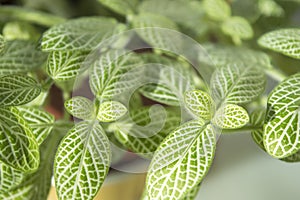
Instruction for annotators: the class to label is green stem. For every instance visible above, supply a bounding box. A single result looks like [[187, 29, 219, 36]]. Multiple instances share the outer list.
[[265, 68, 287, 82], [221, 125, 262, 134], [0, 6, 66, 27], [42, 77, 54, 91]]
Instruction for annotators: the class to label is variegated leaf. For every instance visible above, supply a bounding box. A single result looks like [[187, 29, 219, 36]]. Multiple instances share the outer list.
[[41, 17, 125, 51], [97, 101, 127, 122], [250, 109, 266, 150], [213, 104, 249, 129], [15, 106, 55, 145], [0, 107, 39, 172], [210, 65, 266, 105], [89, 50, 143, 99], [182, 184, 201, 200], [0, 74, 41, 106], [0, 34, 4, 53], [0, 162, 25, 191], [113, 107, 181, 158], [147, 120, 215, 200], [55, 121, 111, 200], [258, 28, 300, 59], [264, 73, 300, 158], [0, 40, 47, 75], [185, 90, 215, 120], [47, 51, 90, 81], [65, 96, 95, 120]]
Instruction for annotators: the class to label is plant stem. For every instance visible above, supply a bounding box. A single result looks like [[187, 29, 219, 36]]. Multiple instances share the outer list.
[[265, 68, 287, 82], [42, 77, 54, 91], [221, 125, 262, 134], [0, 6, 66, 27]]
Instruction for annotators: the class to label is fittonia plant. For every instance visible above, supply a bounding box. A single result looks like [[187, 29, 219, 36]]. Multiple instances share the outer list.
[[0, 0, 300, 200]]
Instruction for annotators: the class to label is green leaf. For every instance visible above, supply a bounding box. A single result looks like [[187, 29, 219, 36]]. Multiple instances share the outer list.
[[112, 107, 181, 158], [264, 73, 300, 158], [139, 53, 198, 106], [0, 107, 39, 172], [258, 28, 300, 59], [250, 109, 266, 150], [98, 0, 138, 15], [0, 74, 41, 106], [0, 34, 4, 53], [182, 184, 201, 200], [130, 13, 180, 51], [221, 16, 253, 44], [203, 0, 231, 21], [281, 151, 300, 163], [89, 50, 143, 99], [201, 44, 272, 69], [97, 101, 127, 122], [213, 104, 249, 129], [210, 65, 266, 105], [15, 106, 55, 145], [55, 121, 111, 200], [185, 90, 214, 120], [147, 120, 215, 200], [3, 21, 40, 41], [47, 51, 90, 81], [258, 0, 284, 17], [0, 40, 47, 75], [0, 162, 25, 191], [0, 125, 65, 200], [65, 96, 95, 120], [41, 17, 125, 51]]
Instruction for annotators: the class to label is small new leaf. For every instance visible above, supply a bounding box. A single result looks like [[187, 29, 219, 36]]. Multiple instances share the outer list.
[[258, 28, 300, 59], [0, 74, 41, 106], [213, 104, 249, 129], [185, 90, 214, 120], [264, 73, 300, 158], [97, 101, 127, 122], [65, 97, 95, 120], [55, 121, 111, 200]]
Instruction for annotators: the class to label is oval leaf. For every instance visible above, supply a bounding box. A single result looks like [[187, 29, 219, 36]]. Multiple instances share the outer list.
[[264, 73, 300, 158], [146, 120, 215, 200], [210, 65, 266, 105], [203, 0, 231, 21], [41, 17, 124, 51], [0, 74, 41, 106], [16, 106, 55, 145], [0, 107, 39, 172], [47, 51, 90, 81], [185, 90, 214, 120], [98, 0, 138, 15], [258, 28, 300, 59], [213, 104, 249, 129], [65, 96, 95, 120], [55, 121, 111, 200], [97, 101, 127, 122]]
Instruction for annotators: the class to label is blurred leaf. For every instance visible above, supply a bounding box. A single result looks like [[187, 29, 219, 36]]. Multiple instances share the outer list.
[[98, 0, 139, 15], [0, 74, 41, 106], [47, 51, 90, 81], [0, 34, 4, 53], [55, 121, 110, 200], [3, 21, 40, 41], [41, 17, 125, 51], [264, 73, 300, 158], [258, 0, 284, 17], [0, 40, 47, 75], [65, 96, 95, 120], [203, 0, 231, 21], [0, 107, 39, 172], [221, 16, 253, 44], [97, 101, 127, 122], [213, 104, 249, 129], [258, 28, 300, 59]]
